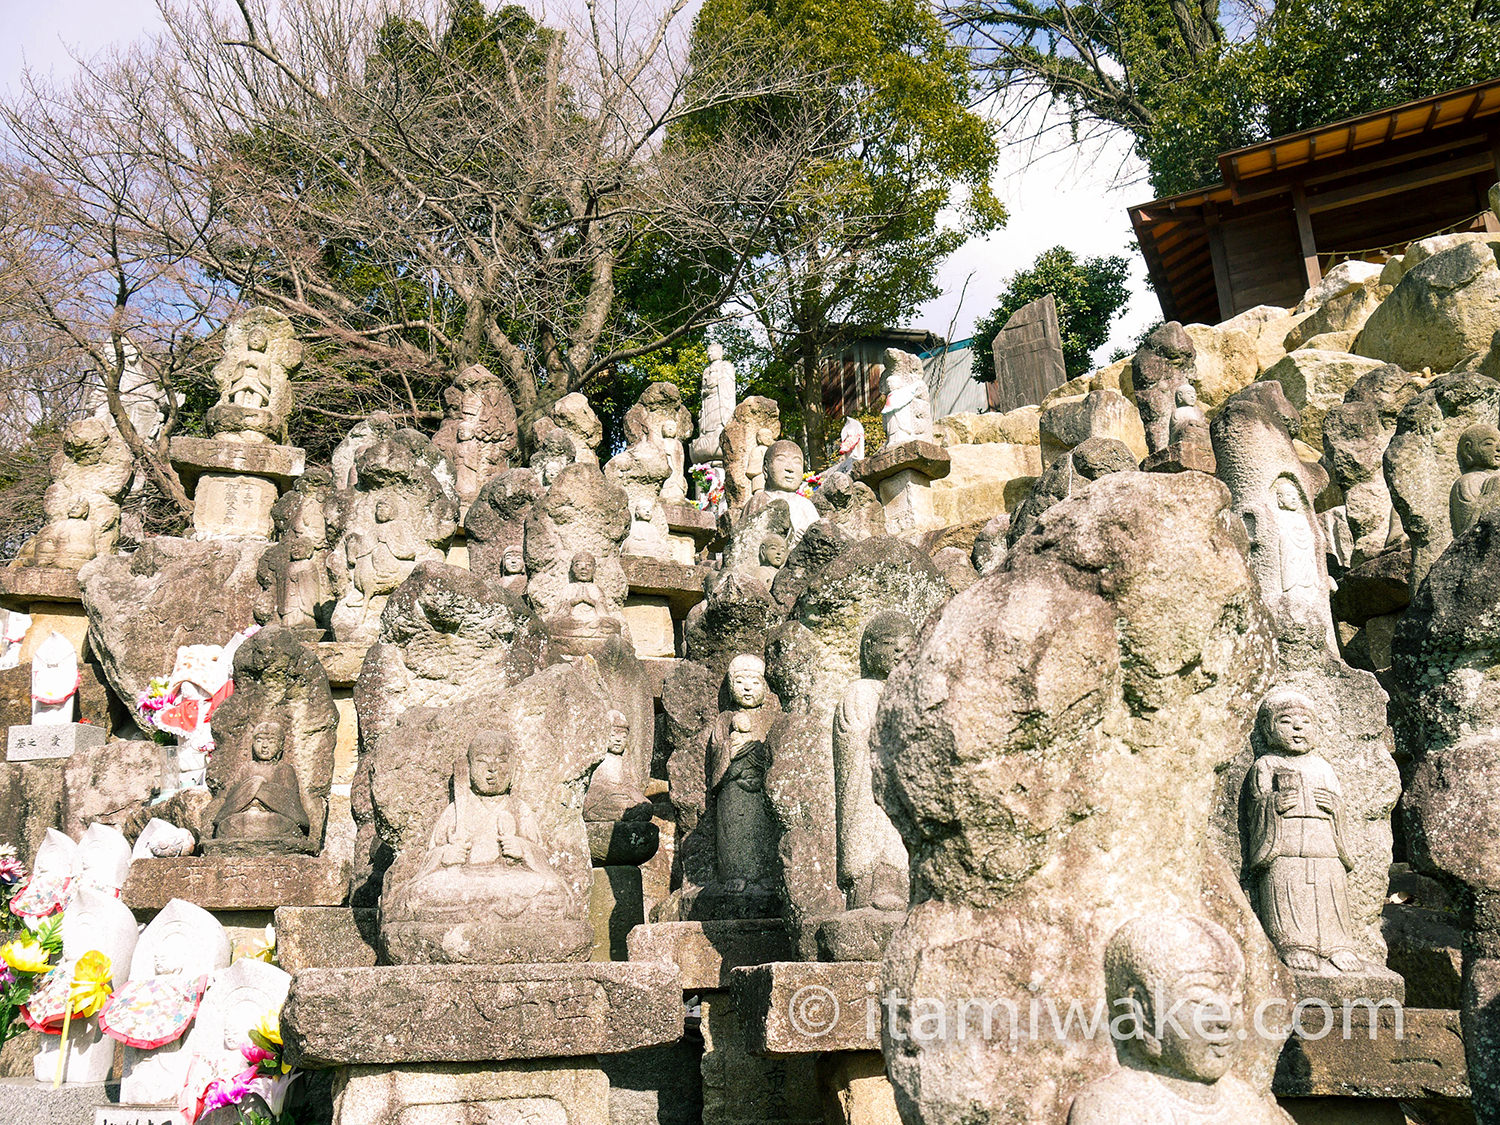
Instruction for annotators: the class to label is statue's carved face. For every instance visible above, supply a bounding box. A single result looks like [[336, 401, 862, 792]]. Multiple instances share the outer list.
[[570, 554, 596, 583], [469, 736, 513, 796], [863, 627, 913, 681], [760, 536, 788, 568], [1461, 425, 1500, 472], [152, 921, 194, 975], [246, 327, 269, 353], [729, 661, 767, 709], [1274, 479, 1301, 512], [251, 725, 283, 762], [1266, 703, 1315, 756], [767, 445, 803, 493], [606, 713, 630, 756], [502, 548, 525, 575], [1140, 971, 1240, 1083]]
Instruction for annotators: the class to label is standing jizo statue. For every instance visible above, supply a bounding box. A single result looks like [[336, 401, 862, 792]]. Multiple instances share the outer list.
[[707, 655, 780, 908], [1450, 422, 1500, 537], [206, 308, 301, 444]]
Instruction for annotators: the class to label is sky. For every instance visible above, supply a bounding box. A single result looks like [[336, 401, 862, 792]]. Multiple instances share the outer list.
[[0, 0, 1162, 366]]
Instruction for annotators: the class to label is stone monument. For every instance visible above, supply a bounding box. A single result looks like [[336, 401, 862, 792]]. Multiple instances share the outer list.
[[879, 349, 934, 449], [432, 363, 519, 511], [1132, 322, 1196, 455], [7, 630, 106, 763], [9, 418, 132, 571], [742, 440, 818, 551]]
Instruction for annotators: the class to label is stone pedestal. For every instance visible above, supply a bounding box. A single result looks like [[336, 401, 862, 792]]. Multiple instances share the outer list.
[[590, 865, 646, 961], [6, 720, 105, 762], [0, 1078, 116, 1122], [623, 595, 676, 658], [628, 920, 795, 990], [700, 990, 821, 1125], [170, 436, 305, 541], [818, 1051, 902, 1125], [663, 501, 721, 564], [621, 556, 709, 660], [123, 853, 350, 910], [731, 961, 881, 1054], [331, 1060, 608, 1125], [853, 442, 951, 538], [273, 906, 380, 972], [812, 908, 901, 963], [0, 568, 89, 661], [280, 962, 683, 1066]]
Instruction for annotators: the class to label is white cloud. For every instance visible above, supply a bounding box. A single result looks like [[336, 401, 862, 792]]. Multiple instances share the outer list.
[[914, 102, 1164, 367]]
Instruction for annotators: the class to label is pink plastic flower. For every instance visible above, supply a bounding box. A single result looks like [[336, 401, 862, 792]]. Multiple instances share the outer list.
[[200, 1068, 256, 1113], [0, 857, 24, 885]]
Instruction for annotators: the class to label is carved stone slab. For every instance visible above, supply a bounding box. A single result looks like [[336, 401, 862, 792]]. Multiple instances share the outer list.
[[621, 556, 710, 616], [316, 640, 372, 689], [7, 721, 106, 762], [281, 961, 683, 1066], [1271, 1007, 1467, 1099], [123, 854, 349, 910], [851, 441, 951, 491], [627, 920, 795, 990], [168, 436, 306, 489], [730, 961, 881, 1054], [0, 568, 83, 605]]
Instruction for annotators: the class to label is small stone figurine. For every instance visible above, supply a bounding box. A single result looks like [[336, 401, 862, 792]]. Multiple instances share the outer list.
[[30, 630, 80, 726], [1168, 384, 1211, 448], [707, 655, 780, 900], [1450, 422, 1500, 536], [209, 720, 312, 854], [546, 552, 624, 641], [584, 710, 658, 866], [1245, 689, 1362, 974], [1067, 913, 1293, 1123], [879, 349, 934, 448], [753, 440, 818, 550]]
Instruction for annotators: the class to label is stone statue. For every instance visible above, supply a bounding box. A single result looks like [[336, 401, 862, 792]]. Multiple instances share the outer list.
[[498, 543, 528, 596], [545, 552, 625, 642], [76, 823, 131, 898], [606, 383, 692, 556], [690, 342, 738, 465], [206, 307, 301, 443], [879, 349, 934, 448], [1169, 383, 1211, 448], [834, 611, 914, 911], [208, 720, 312, 853], [182, 957, 292, 1105], [432, 363, 519, 509], [382, 731, 576, 947], [31, 630, 79, 725], [720, 396, 781, 513], [11, 417, 132, 571], [584, 710, 658, 866], [114, 899, 232, 1107], [131, 818, 197, 860], [707, 655, 780, 900], [156, 640, 236, 795], [757, 534, 789, 587], [530, 432, 577, 487], [8, 828, 77, 919], [1271, 476, 1327, 607], [533, 392, 604, 466], [834, 416, 866, 473], [1132, 322, 1196, 455], [1245, 689, 1362, 975], [0, 609, 30, 670], [748, 440, 818, 550], [1450, 422, 1500, 536], [254, 534, 330, 635], [1067, 913, 1293, 1124], [31, 886, 141, 1085], [86, 335, 168, 447]]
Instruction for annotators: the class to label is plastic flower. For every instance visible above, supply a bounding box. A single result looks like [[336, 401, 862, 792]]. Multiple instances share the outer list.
[[67, 950, 113, 1017], [1, 936, 51, 975], [249, 1003, 283, 1051], [200, 1070, 256, 1114], [0, 856, 25, 885], [240, 923, 275, 964], [0, 965, 15, 987]]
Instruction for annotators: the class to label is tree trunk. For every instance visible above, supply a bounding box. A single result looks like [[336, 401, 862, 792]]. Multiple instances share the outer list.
[[797, 339, 826, 470]]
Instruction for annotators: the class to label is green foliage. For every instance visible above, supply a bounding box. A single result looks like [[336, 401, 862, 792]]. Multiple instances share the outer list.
[[954, 0, 1500, 197], [971, 247, 1131, 381], [688, 0, 1004, 453]]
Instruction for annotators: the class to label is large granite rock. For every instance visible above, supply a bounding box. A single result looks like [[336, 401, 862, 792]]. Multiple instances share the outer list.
[[1258, 349, 1386, 452], [1358, 240, 1500, 372], [874, 471, 1287, 1124], [79, 536, 266, 718], [1183, 321, 1259, 410], [1383, 371, 1500, 593], [1006, 436, 1136, 544]]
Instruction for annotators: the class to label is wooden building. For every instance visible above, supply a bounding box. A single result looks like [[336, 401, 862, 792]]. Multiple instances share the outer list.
[[1130, 79, 1500, 325], [819, 328, 940, 419]]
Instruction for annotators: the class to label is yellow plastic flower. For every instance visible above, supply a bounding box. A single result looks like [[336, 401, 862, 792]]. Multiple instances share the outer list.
[[1, 937, 50, 975], [67, 950, 113, 1017], [249, 1003, 283, 1050], [240, 923, 276, 964]]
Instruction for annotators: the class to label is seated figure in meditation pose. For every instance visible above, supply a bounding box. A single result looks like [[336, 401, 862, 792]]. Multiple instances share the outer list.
[[211, 721, 310, 850]]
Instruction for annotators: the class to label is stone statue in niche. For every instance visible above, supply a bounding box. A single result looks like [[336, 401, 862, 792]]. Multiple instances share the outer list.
[[11, 417, 132, 571], [879, 349, 934, 448], [530, 433, 577, 488], [1270, 477, 1326, 606], [719, 396, 781, 513], [745, 440, 818, 550], [255, 534, 329, 635], [1067, 913, 1293, 1124], [1244, 689, 1362, 974], [382, 731, 575, 939], [757, 534, 789, 587], [707, 655, 780, 901], [606, 383, 692, 557], [206, 307, 301, 444], [208, 720, 312, 854], [1450, 422, 1500, 536], [833, 417, 866, 473], [584, 709, 658, 866], [432, 363, 519, 509], [545, 552, 625, 642], [834, 611, 915, 911], [498, 544, 528, 596], [691, 343, 738, 465], [31, 630, 79, 725], [1169, 384, 1211, 448]]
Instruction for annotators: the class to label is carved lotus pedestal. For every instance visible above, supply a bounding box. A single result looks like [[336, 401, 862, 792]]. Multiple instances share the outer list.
[[169, 436, 305, 541]]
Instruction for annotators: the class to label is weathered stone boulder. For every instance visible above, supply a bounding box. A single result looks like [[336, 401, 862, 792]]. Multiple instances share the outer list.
[[1183, 322, 1259, 410], [463, 467, 545, 582], [874, 471, 1285, 1124], [79, 536, 266, 719], [1383, 371, 1500, 592], [1007, 436, 1136, 544], [1285, 261, 1388, 351], [1220, 304, 1307, 373], [522, 461, 630, 620], [1257, 350, 1385, 452], [1358, 241, 1500, 372], [932, 406, 1039, 447], [1038, 389, 1146, 466]]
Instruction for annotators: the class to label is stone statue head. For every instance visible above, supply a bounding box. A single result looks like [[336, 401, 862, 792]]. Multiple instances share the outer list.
[[531, 433, 575, 485], [250, 721, 284, 762], [767, 440, 804, 493], [502, 544, 525, 575], [1254, 688, 1317, 758], [375, 498, 396, 523], [1272, 477, 1302, 512], [860, 610, 915, 681], [759, 534, 789, 569], [1103, 913, 1244, 1083], [1458, 422, 1500, 472], [289, 536, 315, 563], [605, 710, 630, 756], [1175, 383, 1198, 408], [246, 326, 269, 353], [570, 552, 597, 584], [466, 731, 516, 797], [728, 654, 767, 710], [708, 342, 726, 363]]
